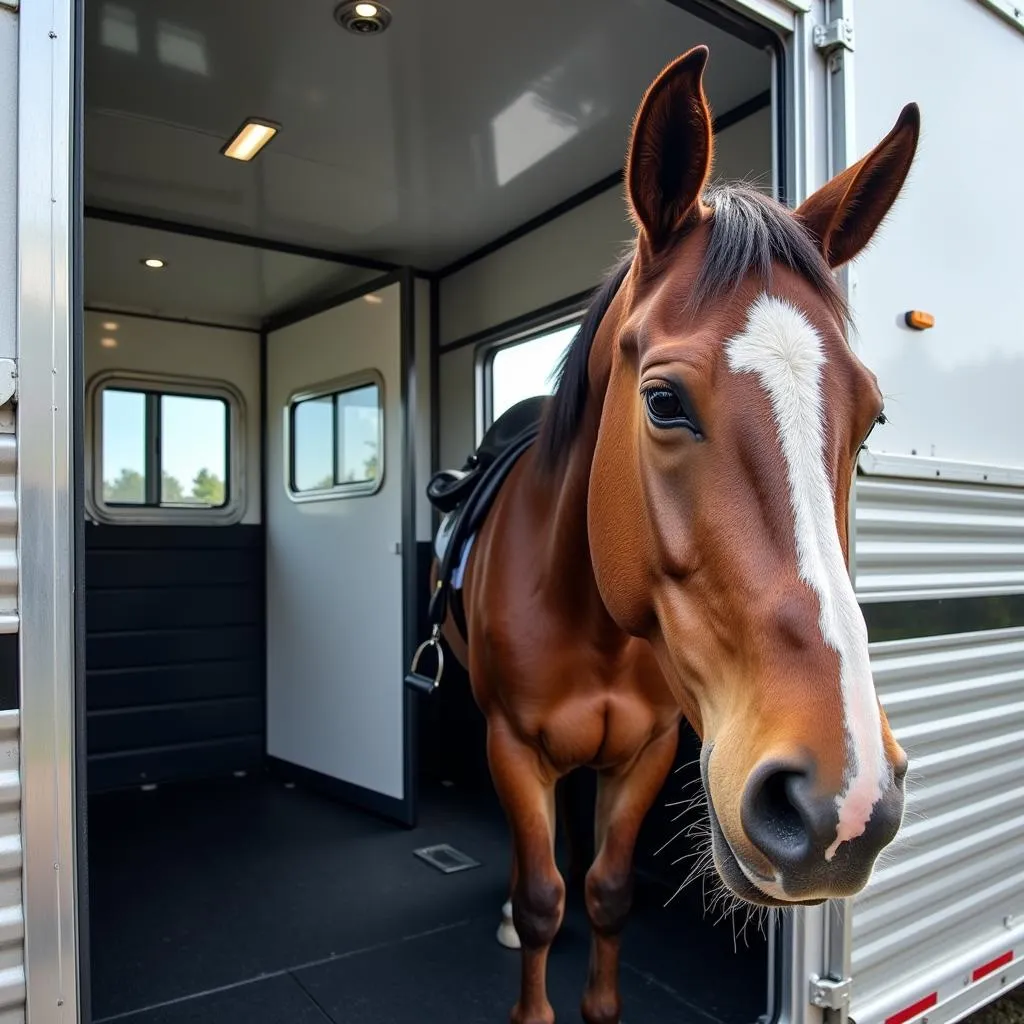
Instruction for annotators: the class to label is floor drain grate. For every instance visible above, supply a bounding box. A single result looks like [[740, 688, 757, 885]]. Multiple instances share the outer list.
[[414, 843, 481, 874]]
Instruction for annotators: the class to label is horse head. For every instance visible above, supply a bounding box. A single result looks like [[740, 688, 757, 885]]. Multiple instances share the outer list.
[[550, 47, 920, 906]]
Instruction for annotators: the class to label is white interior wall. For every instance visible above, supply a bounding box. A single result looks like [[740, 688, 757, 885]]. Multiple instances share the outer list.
[[84, 311, 262, 524], [436, 105, 772, 470]]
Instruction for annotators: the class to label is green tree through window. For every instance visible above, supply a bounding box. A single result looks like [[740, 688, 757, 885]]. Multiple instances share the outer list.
[[191, 468, 225, 507], [104, 468, 145, 504]]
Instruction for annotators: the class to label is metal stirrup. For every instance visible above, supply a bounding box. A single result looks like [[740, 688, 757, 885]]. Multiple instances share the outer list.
[[406, 625, 444, 694]]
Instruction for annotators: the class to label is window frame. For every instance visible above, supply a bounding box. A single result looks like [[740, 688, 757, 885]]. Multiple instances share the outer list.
[[475, 306, 585, 442], [85, 369, 247, 526], [285, 369, 386, 503]]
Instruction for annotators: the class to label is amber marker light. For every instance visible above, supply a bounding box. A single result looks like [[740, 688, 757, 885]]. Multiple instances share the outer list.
[[904, 310, 935, 330]]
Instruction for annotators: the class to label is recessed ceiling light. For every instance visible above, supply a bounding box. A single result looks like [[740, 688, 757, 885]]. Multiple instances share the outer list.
[[335, 0, 392, 34], [221, 118, 279, 162], [100, 337, 118, 349], [364, 293, 383, 305], [142, 257, 165, 269], [102, 320, 119, 331]]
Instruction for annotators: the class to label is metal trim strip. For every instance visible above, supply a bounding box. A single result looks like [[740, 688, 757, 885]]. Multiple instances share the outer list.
[[18, 0, 82, 1020]]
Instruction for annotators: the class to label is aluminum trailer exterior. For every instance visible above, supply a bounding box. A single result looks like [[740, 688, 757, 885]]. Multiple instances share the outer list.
[[7, 1, 1024, 1023]]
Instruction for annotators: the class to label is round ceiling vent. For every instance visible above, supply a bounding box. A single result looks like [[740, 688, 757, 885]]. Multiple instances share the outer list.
[[334, 1, 393, 34]]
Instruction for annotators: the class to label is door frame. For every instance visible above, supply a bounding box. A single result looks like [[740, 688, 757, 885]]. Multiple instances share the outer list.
[[17, 0, 86, 1021]]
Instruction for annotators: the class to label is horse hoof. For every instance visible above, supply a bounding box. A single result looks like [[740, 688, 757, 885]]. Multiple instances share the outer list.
[[511, 1002, 555, 1024], [581, 992, 622, 1024], [497, 900, 521, 949]]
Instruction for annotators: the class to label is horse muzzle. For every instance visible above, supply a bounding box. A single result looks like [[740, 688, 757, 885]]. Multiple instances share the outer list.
[[701, 745, 907, 905]]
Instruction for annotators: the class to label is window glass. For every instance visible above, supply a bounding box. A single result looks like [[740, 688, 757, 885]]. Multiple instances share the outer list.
[[102, 389, 147, 504], [161, 394, 228, 507], [490, 322, 579, 423], [292, 396, 335, 492], [336, 385, 381, 485], [93, 380, 237, 519], [291, 379, 382, 495]]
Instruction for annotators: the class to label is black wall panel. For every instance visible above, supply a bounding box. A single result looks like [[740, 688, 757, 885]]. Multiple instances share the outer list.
[[84, 524, 264, 793]]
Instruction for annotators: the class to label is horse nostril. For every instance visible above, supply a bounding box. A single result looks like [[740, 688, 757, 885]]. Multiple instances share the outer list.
[[741, 760, 832, 873], [758, 771, 805, 842]]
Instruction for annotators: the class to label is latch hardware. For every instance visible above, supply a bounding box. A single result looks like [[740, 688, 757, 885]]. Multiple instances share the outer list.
[[814, 18, 854, 54], [810, 975, 852, 1012]]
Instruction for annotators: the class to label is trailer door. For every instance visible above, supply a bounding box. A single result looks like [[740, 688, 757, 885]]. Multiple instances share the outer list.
[[266, 273, 416, 824], [826, 3, 1024, 1024]]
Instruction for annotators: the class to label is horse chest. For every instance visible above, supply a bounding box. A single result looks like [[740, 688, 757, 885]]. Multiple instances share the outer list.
[[517, 690, 676, 772]]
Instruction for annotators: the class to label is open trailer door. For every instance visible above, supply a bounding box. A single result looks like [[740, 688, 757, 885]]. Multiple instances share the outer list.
[[265, 271, 417, 825], [816, 3, 1024, 1024]]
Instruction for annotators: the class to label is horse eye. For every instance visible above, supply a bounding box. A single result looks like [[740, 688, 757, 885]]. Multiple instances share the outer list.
[[644, 388, 691, 428]]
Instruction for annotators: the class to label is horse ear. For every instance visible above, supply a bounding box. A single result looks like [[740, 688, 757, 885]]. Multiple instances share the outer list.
[[796, 103, 920, 268], [625, 46, 713, 251]]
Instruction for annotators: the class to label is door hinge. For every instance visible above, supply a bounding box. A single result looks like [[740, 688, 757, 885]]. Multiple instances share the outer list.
[[814, 17, 854, 54], [810, 975, 852, 1012]]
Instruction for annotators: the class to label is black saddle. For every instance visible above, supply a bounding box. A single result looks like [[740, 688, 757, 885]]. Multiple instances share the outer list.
[[405, 396, 547, 694], [426, 395, 549, 514]]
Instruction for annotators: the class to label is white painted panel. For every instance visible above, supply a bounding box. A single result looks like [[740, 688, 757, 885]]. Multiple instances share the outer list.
[[851, 0, 1024, 470], [850, 629, 1024, 1024], [0, 7, 15, 361], [854, 475, 1024, 602], [439, 345, 477, 472], [266, 283, 405, 800], [437, 108, 772, 471], [440, 187, 631, 348], [84, 312, 262, 523]]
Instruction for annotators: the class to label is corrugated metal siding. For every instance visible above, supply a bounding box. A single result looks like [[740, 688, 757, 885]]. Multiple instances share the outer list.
[[849, 628, 1024, 1024], [0, 711, 23, 1023], [0, 431, 19, 1023], [854, 476, 1024, 602]]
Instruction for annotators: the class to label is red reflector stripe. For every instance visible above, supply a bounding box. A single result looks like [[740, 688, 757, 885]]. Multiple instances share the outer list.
[[886, 993, 938, 1024], [973, 951, 1014, 982]]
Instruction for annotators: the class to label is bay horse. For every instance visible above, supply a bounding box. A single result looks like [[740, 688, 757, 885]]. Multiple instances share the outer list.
[[433, 45, 920, 1024]]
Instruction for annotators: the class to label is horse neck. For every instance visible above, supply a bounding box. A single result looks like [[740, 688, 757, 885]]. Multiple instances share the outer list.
[[531, 340, 624, 649]]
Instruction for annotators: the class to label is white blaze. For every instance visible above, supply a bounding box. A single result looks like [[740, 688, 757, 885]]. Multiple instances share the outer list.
[[725, 293, 888, 860]]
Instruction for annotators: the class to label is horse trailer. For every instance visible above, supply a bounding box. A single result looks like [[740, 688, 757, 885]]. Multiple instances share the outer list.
[[3, 0, 1023, 1022]]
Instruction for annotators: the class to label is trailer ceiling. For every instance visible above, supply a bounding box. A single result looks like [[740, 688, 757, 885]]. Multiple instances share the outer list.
[[84, 0, 771, 273]]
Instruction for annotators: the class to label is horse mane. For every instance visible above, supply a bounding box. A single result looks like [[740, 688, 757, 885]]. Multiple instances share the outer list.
[[536, 182, 850, 471]]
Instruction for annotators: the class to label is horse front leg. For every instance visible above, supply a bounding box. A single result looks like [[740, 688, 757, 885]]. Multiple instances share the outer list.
[[488, 719, 564, 1024], [581, 727, 679, 1024], [498, 770, 593, 951]]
